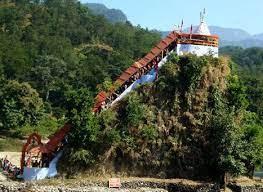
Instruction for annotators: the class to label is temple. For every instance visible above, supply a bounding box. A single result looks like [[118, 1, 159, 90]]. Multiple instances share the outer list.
[[93, 10, 219, 113], [176, 10, 218, 57]]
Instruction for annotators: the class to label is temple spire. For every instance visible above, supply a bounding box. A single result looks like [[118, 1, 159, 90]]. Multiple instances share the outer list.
[[200, 8, 206, 23], [195, 8, 211, 35]]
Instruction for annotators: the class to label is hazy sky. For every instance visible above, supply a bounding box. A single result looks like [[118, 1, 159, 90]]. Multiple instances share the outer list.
[[80, 0, 263, 35]]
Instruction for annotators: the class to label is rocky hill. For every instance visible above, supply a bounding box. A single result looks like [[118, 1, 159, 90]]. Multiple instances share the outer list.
[[63, 54, 263, 182], [100, 55, 231, 179]]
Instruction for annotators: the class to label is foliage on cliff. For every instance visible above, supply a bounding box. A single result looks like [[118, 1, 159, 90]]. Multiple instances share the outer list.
[[63, 54, 263, 180]]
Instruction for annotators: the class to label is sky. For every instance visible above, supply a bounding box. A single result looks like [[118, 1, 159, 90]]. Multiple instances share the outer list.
[[80, 0, 263, 35]]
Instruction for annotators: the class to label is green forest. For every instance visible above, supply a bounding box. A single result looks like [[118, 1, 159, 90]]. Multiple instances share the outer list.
[[0, 0, 160, 137], [0, 0, 262, 181], [220, 46, 263, 121]]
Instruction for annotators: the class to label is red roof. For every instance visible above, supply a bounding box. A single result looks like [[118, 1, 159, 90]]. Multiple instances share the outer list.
[[156, 41, 167, 50], [132, 61, 143, 69], [163, 35, 175, 46], [27, 124, 73, 155], [138, 58, 148, 67], [167, 32, 177, 40], [96, 91, 107, 103], [125, 66, 137, 75], [45, 124, 72, 152], [29, 145, 49, 155], [118, 72, 131, 82], [116, 78, 124, 85], [144, 52, 156, 61], [151, 47, 162, 56], [179, 32, 219, 39]]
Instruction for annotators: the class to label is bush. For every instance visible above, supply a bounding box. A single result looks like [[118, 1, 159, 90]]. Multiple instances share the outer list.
[[140, 125, 158, 140], [125, 92, 145, 127]]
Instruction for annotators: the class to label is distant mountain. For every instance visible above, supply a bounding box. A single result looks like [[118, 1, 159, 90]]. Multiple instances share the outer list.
[[85, 3, 263, 48], [209, 26, 251, 41], [253, 33, 263, 41], [162, 26, 263, 48], [85, 3, 127, 23], [221, 39, 263, 48]]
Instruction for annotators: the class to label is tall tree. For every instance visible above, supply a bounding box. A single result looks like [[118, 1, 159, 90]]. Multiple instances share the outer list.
[[0, 79, 43, 130]]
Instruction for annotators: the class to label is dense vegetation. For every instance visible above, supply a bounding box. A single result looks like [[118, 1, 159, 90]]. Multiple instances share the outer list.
[[220, 47, 263, 122], [62, 54, 263, 182], [0, 0, 160, 136]]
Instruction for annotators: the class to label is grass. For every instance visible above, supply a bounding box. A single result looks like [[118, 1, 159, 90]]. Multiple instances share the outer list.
[[0, 137, 24, 152]]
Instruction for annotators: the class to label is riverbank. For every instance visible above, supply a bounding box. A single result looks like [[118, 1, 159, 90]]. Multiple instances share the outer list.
[[0, 179, 218, 192], [0, 176, 262, 192]]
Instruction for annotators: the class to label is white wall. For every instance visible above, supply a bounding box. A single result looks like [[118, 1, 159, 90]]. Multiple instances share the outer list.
[[177, 44, 218, 57]]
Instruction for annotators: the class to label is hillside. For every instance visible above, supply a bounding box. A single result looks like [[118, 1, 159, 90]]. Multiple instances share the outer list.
[[85, 3, 127, 23], [62, 54, 263, 181], [0, 0, 160, 137], [221, 39, 263, 48], [209, 26, 251, 41], [220, 46, 263, 120]]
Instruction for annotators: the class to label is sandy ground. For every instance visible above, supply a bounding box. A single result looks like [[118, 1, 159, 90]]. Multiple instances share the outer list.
[[0, 152, 21, 181], [0, 152, 21, 167], [0, 172, 7, 181]]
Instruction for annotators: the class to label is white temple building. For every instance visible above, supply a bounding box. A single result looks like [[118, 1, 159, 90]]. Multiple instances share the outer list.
[[176, 10, 219, 57]]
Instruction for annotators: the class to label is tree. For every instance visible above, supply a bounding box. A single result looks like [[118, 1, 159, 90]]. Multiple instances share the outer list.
[[29, 55, 67, 101], [207, 73, 263, 185], [209, 108, 246, 184], [221, 46, 263, 121], [241, 112, 263, 177], [0, 79, 43, 130], [64, 88, 100, 167]]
